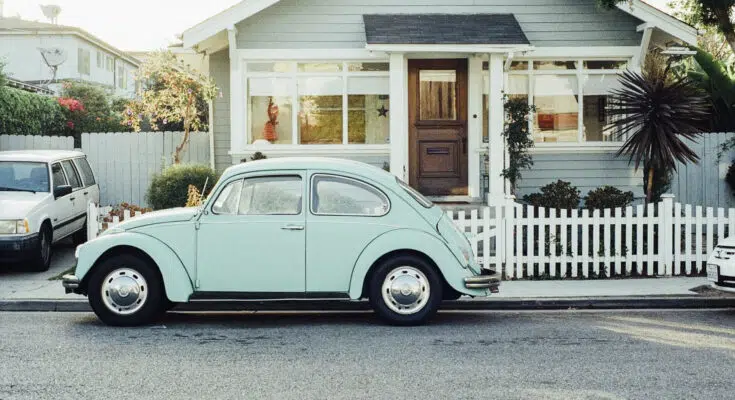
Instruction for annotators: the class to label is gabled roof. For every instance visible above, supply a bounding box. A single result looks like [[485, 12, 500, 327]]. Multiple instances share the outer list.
[[363, 14, 529, 45], [0, 18, 140, 66], [182, 0, 698, 49]]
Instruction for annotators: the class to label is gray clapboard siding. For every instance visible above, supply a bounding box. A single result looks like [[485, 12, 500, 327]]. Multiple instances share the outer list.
[[516, 151, 644, 200], [209, 49, 232, 174], [235, 0, 642, 48]]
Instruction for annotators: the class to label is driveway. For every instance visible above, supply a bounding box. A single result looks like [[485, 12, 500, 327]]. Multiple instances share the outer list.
[[0, 239, 77, 299]]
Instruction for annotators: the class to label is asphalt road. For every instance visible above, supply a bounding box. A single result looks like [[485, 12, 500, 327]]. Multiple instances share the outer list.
[[0, 309, 733, 400]]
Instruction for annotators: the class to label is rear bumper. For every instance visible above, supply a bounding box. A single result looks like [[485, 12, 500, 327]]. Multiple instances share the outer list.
[[0, 234, 38, 263], [464, 269, 501, 293], [62, 274, 82, 294]]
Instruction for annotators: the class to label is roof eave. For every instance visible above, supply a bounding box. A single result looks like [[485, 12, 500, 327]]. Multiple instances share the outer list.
[[182, 0, 280, 49], [365, 43, 534, 53], [616, 0, 698, 45]]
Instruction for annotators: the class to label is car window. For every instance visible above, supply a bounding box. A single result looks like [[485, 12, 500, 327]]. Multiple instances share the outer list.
[[73, 157, 96, 187], [51, 163, 68, 188], [239, 176, 302, 215], [311, 174, 390, 216], [61, 160, 82, 189], [212, 179, 243, 215], [0, 161, 49, 193]]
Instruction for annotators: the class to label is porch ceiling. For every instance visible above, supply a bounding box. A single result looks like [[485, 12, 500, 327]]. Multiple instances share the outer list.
[[362, 14, 530, 46]]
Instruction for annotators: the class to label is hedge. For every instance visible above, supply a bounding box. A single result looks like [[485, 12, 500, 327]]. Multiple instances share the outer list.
[[0, 86, 65, 135]]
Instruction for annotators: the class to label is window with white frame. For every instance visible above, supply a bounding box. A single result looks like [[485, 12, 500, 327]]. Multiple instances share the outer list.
[[245, 61, 390, 145], [77, 48, 91, 75], [484, 59, 627, 144]]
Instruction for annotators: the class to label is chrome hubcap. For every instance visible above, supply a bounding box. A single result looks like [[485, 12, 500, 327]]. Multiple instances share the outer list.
[[101, 268, 148, 315], [381, 266, 430, 315]]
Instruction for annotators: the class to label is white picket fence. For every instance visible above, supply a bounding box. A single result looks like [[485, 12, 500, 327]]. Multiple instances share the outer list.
[[0, 132, 211, 207], [451, 194, 728, 279], [86, 193, 724, 280]]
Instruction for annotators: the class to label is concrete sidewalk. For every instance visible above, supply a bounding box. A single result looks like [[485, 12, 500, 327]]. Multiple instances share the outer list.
[[1, 246, 733, 311]]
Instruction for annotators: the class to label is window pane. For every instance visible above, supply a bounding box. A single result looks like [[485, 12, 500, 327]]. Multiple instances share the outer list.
[[298, 77, 343, 144], [61, 160, 82, 189], [483, 75, 528, 143], [483, 60, 528, 71], [533, 75, 579, 143], [312, 175, 389, 216], [298, 63, 342, 72], [51, 163, 67, 188], [347, 76, 390, 144], [346, 62, 389, 72], [584, 60, 627, 70], [534, 60, 577, 70], [0, 162, 49, 193], [582, 95, 621, 142], [239, 176, 302, 215], [212, 180, 243, 214], [249, 78, 293, 144], [73, 158, 95, 186], [419, 70, 457, 120], [247, 62, 294, 73]]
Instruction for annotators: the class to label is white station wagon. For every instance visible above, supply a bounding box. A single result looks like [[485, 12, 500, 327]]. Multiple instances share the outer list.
[[0, 150, 99, 271], [64, 158, 499, 326]]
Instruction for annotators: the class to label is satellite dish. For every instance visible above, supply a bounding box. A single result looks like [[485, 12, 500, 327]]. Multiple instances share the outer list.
[[38, 47, 67, 86], [40, 4, 61, 24]]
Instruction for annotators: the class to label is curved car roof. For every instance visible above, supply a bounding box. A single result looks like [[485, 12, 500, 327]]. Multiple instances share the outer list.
[[221, 157, 398, 186], [0, 150, 86, 163]]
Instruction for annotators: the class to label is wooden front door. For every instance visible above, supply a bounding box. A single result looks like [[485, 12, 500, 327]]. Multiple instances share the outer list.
[[408, 59, 468, 196]]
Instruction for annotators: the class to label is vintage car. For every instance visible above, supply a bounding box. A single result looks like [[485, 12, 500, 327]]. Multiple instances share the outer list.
[[63, 158, 499, 326], [706, 238, 735, 294]]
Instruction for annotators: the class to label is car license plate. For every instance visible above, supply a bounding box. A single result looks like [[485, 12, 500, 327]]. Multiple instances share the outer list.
[[706, 264, 719, 282]]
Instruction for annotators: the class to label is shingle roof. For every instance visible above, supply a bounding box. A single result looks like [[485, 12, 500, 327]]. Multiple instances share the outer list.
[[363, 14, 529, 45]]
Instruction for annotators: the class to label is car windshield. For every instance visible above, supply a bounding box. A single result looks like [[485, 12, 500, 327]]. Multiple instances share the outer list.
[[0, 161, 50, 193], [396, 177, 433, 208]]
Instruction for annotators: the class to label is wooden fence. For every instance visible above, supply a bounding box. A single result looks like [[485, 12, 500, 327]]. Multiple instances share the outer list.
[[450, 195, 724, 279], [0, 132, 211, 207]]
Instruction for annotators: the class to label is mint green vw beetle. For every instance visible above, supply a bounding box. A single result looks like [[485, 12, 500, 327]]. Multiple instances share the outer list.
[[63, 158, 499, 326]]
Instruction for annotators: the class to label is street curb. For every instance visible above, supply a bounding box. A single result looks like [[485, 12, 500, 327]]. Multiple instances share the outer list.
[[1, 296, 733, 312]]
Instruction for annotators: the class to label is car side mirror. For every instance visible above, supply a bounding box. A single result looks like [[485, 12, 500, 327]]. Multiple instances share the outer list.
[[54, 185, 72, 199]]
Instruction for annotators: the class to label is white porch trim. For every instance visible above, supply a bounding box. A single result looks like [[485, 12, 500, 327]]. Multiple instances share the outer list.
[[523, 46, 638, 59], [486, 53, 506, 206], [183, 0, 280, 48], [366, 44, 534, 54], [467, 55, 484, 199], [228, 27, 246, 158], [389, 53, 409, 181], [236, 48, 388, 60]]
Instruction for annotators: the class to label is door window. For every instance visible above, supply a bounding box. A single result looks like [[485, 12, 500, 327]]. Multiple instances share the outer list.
[[51, 163, 67, 188], [61, 160, 82, 189], [211, 179, 243, 215], [239, 176, 302, 215], [73, 157, 96, 187], [311, 174, 389, 216], [419, 70, 457, 120]]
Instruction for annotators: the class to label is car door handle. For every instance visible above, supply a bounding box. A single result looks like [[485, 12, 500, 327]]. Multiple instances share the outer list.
[[69, 197, 76, 201], [83, 191, 89, 195], [281, 224, 304, 231]]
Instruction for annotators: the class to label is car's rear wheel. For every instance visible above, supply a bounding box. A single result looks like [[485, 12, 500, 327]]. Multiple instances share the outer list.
[[28, 225, 52, 272], [88, 253, 164, 326], [368, 255, 443, 326]]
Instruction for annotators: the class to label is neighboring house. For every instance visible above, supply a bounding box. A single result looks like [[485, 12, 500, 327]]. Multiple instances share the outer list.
[[0, 17, 140, 98], [181, 0, 697, 204]]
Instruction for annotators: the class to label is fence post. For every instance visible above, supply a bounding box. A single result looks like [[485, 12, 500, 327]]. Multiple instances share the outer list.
[[503, 195, 516, 279], [660, 194, 675, 276], [87, 202, 98, 241]]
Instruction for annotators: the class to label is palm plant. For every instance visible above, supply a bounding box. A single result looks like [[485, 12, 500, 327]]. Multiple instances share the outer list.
[[605, 67, 710, 203]]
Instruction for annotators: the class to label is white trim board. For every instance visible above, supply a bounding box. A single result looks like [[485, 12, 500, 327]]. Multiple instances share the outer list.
[[616, 0, 697, 46]]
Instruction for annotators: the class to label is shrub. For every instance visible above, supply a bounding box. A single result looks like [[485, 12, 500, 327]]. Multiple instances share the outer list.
[[585, 186, 635, 210], [0, 86, 65, 135], [240, 152, 267, 163], [522, 180, 580, 210], [146, 164, 218, 210]]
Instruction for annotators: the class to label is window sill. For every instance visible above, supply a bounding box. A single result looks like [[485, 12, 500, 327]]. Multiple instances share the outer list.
[[231, 144, 391, 157], [529, 143, 623, 154]]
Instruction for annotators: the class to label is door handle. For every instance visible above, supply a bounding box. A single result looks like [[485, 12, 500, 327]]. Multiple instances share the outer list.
[[281, 224, 304, 231], [83, 191, 89, 195], [70, 197, 76, 201]]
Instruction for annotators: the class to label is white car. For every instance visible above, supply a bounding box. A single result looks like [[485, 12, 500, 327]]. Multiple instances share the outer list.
[[0, 150, 99, 271], [706, 238, 735, 293]]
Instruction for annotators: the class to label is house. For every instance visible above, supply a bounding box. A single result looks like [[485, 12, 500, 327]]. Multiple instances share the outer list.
[[180, 0, 697, 204], [0, 17, 140, 98]]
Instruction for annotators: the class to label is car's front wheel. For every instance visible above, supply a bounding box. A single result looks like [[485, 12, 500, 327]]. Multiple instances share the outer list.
[[368, 255, 443, 326], [87, 253, 164, 326]]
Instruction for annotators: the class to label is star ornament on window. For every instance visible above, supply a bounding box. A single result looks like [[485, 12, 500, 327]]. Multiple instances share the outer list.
[[377, 105, 389, 117]]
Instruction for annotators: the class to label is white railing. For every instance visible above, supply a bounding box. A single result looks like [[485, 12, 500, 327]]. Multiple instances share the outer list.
[[87, 194, 725, 280], [450, 194, 729, 279]]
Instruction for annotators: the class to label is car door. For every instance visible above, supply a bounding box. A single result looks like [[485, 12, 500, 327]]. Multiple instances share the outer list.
[[305, 172, 392, 293], [73, 156, 100, 207], [195, 171, 307, 294], [49, 162, 74, 241], [59, 159, 86, 234]]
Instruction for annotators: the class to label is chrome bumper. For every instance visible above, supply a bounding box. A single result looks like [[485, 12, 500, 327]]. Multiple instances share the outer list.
[[464, 270, 501, 293], [62, 274, 80, 294]]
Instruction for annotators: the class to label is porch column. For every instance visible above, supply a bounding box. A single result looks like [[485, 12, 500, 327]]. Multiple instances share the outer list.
[[389, 52, 408, 181], [486, 53, 506, 205]]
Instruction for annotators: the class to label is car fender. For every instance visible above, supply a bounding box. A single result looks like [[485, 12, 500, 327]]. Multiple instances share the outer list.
[[348, 229, 486, 299], [75, 232, 194, 302]]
